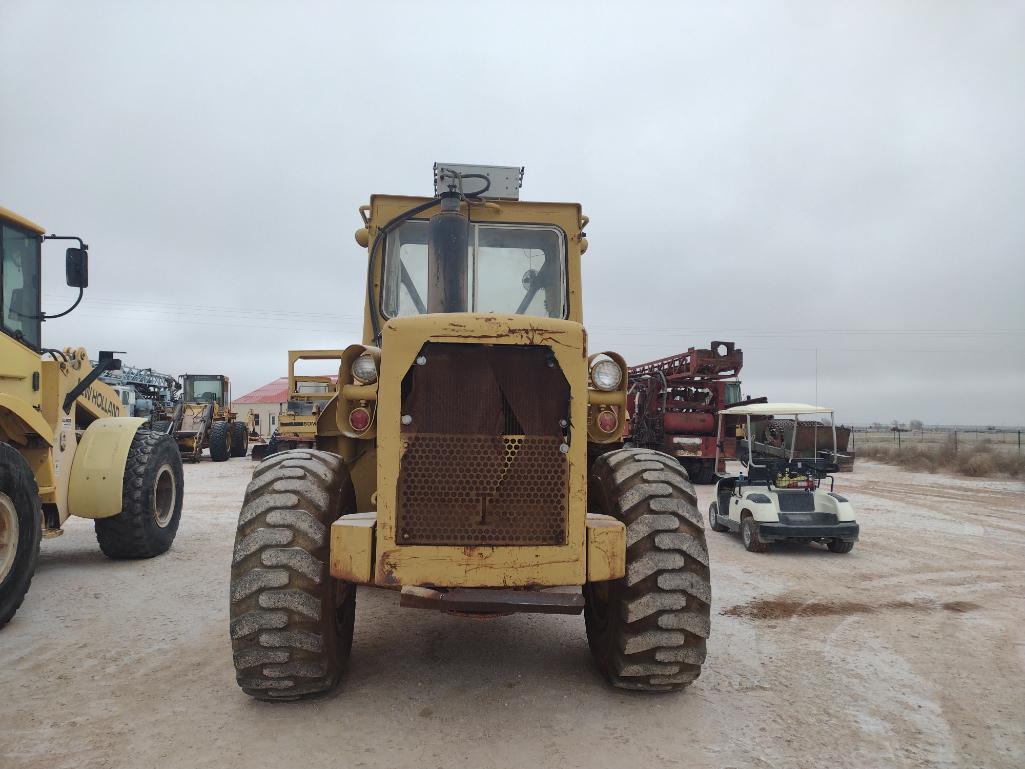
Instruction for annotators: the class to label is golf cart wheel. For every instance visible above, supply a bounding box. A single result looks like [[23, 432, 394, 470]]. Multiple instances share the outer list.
[[0, 443, 42, 628], [741, 516, 767, 553], [708, 502, 729, 533], [230, 450, 356, 701], [583, 448, 710, 692], [95, 430, 184, 559], [209, 421, 231, 462], [230, 422, 249, 458], [827, 539, 854, 554]]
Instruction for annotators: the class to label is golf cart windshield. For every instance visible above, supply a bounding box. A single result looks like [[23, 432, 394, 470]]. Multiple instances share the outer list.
[[381, 220, 566, 319], [185, 376, 225, 405]]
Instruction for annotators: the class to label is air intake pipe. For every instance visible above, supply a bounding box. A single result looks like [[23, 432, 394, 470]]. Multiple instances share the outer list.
[[427, 192, 469, 313]]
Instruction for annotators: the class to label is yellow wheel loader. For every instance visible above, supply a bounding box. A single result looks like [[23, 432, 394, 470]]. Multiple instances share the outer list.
[[159, 374, 246, 462], [0, 207, 184, 628], [229, 165, 711, 699], [249, 350, 341, 461]]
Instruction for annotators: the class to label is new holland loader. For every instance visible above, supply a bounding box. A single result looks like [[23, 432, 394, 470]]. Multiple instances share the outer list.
[[0, 207, 184, 627], [229, 165, 711, 699]]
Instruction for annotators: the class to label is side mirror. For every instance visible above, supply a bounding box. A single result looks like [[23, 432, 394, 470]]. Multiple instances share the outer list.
[[66, 248, 89, 288]]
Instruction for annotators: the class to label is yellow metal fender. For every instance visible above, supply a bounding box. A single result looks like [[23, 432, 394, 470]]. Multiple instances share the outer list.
[[586, 513, 626, 581], [68, 417, 146, 518], [0, 393, 54, 445], [330, 512, 377, 583]]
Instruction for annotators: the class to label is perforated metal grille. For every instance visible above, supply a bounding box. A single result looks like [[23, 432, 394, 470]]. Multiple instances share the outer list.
[[397, 433, 568, 546]]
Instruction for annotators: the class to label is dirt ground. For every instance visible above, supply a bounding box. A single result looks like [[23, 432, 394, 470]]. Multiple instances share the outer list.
[[2, 458, 1023, 769]]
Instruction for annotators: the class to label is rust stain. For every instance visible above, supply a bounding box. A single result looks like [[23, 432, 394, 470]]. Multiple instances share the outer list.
[[722, 596, 981, 620]]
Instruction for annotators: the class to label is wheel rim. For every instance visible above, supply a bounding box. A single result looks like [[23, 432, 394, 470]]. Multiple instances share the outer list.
[[709, 504, 717, 527], [152, 466, 177, 528], [742, 521, 752, 547], [0, 492, 20, 583]]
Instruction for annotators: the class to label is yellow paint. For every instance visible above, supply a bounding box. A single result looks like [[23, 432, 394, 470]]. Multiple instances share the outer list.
[[329, 512, 377, 582], [317, 186, 630, 590], [68, 418, 145, 518], [0, 206, 45, 234], [372, 313, 589, 588], [586, 514, 626, 581]]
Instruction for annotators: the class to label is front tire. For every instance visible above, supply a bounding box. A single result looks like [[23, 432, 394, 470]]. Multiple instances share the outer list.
[[230, 449, 356, 701], [95, 430, 184, 559], [229, 422, 249, 458], [0, 443, 42, 628], [209, 421, 231, 462], [741, 516, 767, 553], [583, 448, 711, 692], [708, 502, 729, 533]]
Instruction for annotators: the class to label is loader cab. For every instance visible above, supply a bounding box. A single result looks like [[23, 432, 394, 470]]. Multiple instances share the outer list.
[[357, 165, 586, 346], [0, 212, 43, 350], [182, 375, 228, 407]]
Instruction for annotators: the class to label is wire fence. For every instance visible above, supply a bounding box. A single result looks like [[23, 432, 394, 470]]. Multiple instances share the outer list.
[[852, 429, 1024, 456]]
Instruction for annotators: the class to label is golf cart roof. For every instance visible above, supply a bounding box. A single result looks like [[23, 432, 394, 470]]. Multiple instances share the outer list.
[[719, 402, 834, 416]]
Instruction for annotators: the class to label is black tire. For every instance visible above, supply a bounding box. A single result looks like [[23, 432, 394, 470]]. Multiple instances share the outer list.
[[708, 502, 729, 533], [263, 429, 281, 459], [827, 538, 855, 554], [209, 421, 231, 462], [583, 448, 711, 692], [230, 422, 249, 458], [150, 420, 172, 435], [94, 430, 184, 559], [0, 443, 42, 628], [230, 449, 356, 701], [741, 516, 767, 553]]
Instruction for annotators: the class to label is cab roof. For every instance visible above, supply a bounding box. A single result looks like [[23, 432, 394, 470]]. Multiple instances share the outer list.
[[0, 207, 45, 235]]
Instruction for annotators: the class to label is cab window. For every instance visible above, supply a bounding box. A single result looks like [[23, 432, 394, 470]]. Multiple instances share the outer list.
[[1, 224, 42, 348]]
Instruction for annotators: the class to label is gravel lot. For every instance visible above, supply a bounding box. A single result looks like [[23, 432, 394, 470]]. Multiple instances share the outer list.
[[2, 457, 1023, 769]]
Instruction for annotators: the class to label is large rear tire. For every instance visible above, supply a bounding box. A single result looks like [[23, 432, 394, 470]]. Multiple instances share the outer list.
[[209, 421, 231, 462], [583, 448, 711, 691], [230, 421, 249, 458], [230, 449, 356, 700], [95, 430, 184, 559], [0, 443, 42, 629]]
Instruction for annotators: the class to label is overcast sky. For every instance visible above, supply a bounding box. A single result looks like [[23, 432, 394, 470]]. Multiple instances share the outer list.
[[2, 1, 1023, 425]]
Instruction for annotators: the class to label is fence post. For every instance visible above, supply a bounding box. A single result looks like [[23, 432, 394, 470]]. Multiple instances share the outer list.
[[954, 430, 958, 454]]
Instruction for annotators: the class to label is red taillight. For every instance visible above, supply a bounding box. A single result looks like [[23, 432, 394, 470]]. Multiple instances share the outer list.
[[596, 408, 618, 434], [349, 407, 371, 432]]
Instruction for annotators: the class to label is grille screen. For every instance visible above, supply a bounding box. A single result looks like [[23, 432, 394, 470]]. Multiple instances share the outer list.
[[396, 343, 570, 547], [776, 491, 817, 513]]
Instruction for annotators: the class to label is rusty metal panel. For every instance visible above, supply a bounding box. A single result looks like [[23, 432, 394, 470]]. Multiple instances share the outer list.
[[396, 343, 569, 547], [397, 433, 567, 545]]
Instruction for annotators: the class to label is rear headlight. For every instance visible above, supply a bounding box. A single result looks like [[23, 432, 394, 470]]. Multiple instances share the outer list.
[[596, 408, 618, 433], [351, 354, 377, 384], [590, 358, 623, 391], [349, 406, 372, 432]]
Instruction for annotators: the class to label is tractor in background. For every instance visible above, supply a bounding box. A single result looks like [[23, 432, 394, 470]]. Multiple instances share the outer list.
[[250, 350, 340, 461], [0, 207, 184, 627], [627, 342, 764, 483], [161, 374, 247, 462]]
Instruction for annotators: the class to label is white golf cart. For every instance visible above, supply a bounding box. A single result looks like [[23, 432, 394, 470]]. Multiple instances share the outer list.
[[708, 402, 859, 553]]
